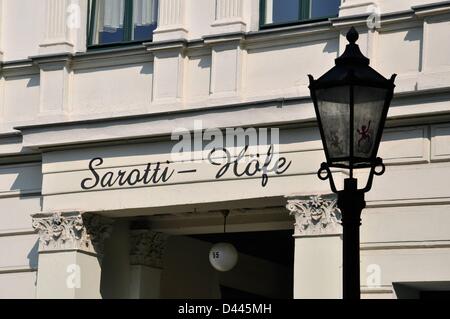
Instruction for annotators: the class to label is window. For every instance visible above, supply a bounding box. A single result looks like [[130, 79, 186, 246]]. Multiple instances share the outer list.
[[260, 0, 340, 27], [88, 0, 158, 46]]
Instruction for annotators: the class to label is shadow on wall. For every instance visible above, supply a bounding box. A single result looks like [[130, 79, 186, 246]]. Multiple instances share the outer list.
[[196, 56, 211, 69], [8, 158, 44, 212], [403, 28, 423, 73], [140, 63, 153, 75], [323, 39, 338, 54], [8, 160, 42, 196], [27, 240, 39, 289], [27, 240, 39, 270], [27, 76, 40, 88], [100, 219, 132, 299]]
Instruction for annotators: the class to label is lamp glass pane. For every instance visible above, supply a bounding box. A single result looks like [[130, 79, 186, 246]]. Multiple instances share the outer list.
[[353, 86, 389, 160], [316, 86, 350, 163]]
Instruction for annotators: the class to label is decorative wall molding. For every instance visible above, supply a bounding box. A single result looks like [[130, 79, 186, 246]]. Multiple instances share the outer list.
[[31, 211, 114, 255], [286, 195, 342, 237], [129, 230, 169, 269]]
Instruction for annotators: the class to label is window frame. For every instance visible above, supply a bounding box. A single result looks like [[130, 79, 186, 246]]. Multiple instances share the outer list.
[[259, 0, 339, 29], [87, 0, 157, 49]]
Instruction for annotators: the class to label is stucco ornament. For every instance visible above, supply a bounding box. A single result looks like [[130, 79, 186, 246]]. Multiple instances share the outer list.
[[286, 195, 342, 236], [32, 211, 114, 255], [130, 230, 169, 269]]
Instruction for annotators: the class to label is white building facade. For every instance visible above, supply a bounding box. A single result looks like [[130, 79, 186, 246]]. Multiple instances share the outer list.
[[1, 0, 450, 299]]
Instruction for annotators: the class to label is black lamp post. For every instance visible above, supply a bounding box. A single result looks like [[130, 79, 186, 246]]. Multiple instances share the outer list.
[[308, 27, 396, 300]]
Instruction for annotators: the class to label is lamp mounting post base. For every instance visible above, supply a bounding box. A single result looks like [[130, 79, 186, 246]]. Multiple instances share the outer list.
[[337, 177, 366, 300]]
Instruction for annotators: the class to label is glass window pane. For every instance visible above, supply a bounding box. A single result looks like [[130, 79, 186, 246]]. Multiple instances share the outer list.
[[91, 0, 125, 45], [90, 0, 158, 45], [132, 0, 158, 41], [265, 0, 300, 25], [311, 0, 340, 19]]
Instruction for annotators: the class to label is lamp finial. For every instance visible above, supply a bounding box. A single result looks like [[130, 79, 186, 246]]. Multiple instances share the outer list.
[[346, 27, 359, 44]]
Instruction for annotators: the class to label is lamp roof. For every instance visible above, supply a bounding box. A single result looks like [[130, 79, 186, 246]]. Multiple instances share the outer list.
[[310, 27, 395, 89]]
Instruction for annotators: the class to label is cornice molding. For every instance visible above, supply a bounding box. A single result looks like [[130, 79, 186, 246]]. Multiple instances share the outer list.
[[29, 53, 73, 66], [144, 39, 188, 51], [32, 211, 114, 256], [12, 91, 450, 151], [413, 1, 450, 17], [203, 32, 246, 46], [14, 97, 309, 150], [1, 59, 39, 77]]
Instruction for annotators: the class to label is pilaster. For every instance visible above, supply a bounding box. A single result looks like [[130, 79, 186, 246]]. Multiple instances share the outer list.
[[40, 0, 75, 54], [286, 195, 343, 299], [153, 0, 188, 41], [129, 229, 170, 299], [32, 211, 114, 299], [211, 0, 246, 35]]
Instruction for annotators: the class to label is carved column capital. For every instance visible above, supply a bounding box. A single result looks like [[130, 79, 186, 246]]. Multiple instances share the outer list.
[[130, 230, 170, 269], [286, 195, 342, 237], [32, 211, 114, 256]]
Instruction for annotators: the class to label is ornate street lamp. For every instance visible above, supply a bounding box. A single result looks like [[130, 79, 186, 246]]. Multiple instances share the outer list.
[[308, 27, 396, 300]]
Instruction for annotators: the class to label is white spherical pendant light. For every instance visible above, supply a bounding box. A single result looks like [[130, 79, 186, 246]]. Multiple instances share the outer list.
[[209, 242, 238, 272]]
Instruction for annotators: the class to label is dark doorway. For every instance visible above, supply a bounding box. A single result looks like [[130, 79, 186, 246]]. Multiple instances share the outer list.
[[191, 229, 294, 299]]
